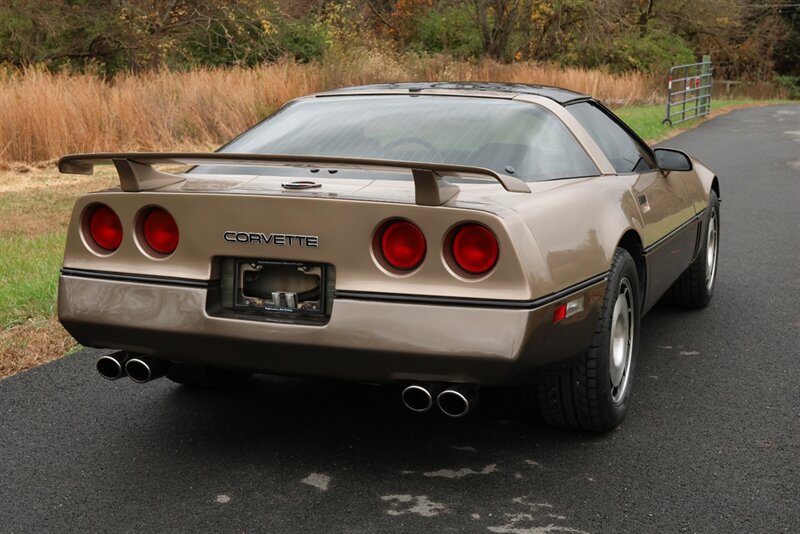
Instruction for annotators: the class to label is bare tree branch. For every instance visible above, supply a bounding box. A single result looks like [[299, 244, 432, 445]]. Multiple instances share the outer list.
[[364, 0, 397, 32]]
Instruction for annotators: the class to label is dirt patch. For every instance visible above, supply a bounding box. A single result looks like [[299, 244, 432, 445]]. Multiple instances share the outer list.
[[0, 317, 77, 379]]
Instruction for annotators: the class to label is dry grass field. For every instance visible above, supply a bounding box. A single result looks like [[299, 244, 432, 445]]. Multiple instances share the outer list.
[[0, 55, 664, 166], [1, 55, 787, 167]]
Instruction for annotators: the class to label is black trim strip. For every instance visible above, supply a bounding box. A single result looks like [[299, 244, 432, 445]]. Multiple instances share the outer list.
[[642, 208, 706, 255], [61, 267, 609, 309], [561, 96, 593, 106], [335, 272, 609, 310], [60, 268, 213, 288]]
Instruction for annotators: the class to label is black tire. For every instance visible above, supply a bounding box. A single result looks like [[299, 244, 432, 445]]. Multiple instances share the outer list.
[[662, 191, 720, 308], [166, 363, 252, 389], [537, 248, 641, 432]]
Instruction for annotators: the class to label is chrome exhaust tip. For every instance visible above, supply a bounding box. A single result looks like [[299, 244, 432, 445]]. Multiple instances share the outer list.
[[437, 386, 477, 418], [401, 384, 435, 413], [125, 357, 169, 384], [96, 352, 130, 380]]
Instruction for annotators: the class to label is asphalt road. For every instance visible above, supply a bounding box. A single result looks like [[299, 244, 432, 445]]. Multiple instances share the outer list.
[[2, 105, 798, 533]]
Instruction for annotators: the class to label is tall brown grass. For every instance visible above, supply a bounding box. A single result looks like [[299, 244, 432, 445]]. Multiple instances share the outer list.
[[0, 53, 779, 166]]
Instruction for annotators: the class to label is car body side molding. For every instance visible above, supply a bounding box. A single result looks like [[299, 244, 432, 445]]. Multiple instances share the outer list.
[[335, 271, 609, 310]]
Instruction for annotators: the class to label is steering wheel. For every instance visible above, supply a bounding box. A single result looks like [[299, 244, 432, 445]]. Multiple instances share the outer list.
[[384, 137, 443, 162]]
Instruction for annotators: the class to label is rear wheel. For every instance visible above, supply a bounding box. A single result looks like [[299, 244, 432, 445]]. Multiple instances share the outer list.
[[537, 248, 641, 432], [167, 363, 252, 389], [662, 190, 720, 308]]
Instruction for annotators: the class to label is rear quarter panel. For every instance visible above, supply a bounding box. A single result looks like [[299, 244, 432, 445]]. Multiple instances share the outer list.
[[510, 176, 645, 291]]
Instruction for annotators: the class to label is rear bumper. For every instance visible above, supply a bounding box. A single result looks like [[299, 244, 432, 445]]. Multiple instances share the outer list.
[[58, 273, 606, 386]]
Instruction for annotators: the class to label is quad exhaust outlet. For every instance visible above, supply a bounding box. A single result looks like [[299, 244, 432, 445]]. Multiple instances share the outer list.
[[401, 384, 439, 412], [96, 351, 131, 380], [401, 383, 478, 417], [125, 357, 169, 383], [96, 352, 169, 383], [437, 385, 477, 418]]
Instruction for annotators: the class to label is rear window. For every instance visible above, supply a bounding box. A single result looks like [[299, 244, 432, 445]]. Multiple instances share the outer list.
[[206, 95, 599, 182]]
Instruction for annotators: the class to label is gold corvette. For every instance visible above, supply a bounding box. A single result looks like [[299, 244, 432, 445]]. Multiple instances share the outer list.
[[57, 83, 720, 431]]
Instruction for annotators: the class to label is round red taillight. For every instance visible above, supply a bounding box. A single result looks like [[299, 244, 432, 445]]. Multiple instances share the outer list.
[[380, 220, 426, 270], [142, 208, 179, 255], [452, 224, 499, 274], [88, 205, 123, 251]]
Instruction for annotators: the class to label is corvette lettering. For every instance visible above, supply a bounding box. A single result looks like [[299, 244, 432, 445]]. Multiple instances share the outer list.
[[224, 231, 319, 247]]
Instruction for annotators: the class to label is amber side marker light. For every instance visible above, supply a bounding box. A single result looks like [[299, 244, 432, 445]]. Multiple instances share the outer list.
[[380, 220, 426, 270], [143, 208, 179, 255], [452, 224, 499, 275], [88, 205, 123, 252]]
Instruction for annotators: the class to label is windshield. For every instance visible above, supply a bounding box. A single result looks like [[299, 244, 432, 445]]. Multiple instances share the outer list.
[[207, 95, 599, 182]]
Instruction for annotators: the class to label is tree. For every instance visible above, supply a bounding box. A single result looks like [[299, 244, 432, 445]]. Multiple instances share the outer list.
[[472, 0, 521, 60], [0, 0, 124, 72]]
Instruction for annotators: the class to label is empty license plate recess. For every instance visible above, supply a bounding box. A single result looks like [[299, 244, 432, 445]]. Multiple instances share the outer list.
[[215, 258, 333, 323]]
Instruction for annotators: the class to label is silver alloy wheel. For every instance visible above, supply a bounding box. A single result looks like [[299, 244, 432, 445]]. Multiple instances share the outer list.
[[609, 278, 634, 403], [705, 208, 719, 291]]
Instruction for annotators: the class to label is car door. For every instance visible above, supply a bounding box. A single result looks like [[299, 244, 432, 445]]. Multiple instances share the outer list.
[[567, 101, 699, 309]]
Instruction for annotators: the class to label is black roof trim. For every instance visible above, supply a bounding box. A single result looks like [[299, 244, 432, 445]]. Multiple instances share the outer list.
[[319, 82, 589, 105]]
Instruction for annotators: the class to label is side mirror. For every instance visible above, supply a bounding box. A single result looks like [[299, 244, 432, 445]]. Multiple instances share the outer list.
[[654, 148, 693, 172]]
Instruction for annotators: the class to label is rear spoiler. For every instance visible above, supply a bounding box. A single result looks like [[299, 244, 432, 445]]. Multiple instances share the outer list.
[[57, 152, 530, 206]]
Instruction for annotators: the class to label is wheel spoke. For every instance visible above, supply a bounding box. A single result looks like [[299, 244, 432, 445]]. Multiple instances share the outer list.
[[705, 209, 719, 291], [609, 278, 634, 403]]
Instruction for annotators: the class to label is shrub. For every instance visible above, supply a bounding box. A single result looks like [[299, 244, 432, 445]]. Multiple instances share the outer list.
[[279, 21, 328, 64], [410, 5, 483, 59], [774, 75, 800, 99], [610, 30, 696, 75]]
